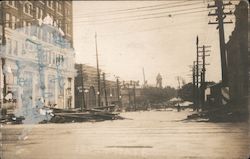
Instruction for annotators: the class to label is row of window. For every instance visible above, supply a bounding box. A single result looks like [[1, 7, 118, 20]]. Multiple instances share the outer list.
[[5, 1, 33, 16], [5, 38, 74, 69], [5, 1, 66, 17], [6, 13, 71, 38], [5, 18, 65, 46], [46, 1, 63, 14], [5, 13, 19, 29], [5, 1, 18, 9]]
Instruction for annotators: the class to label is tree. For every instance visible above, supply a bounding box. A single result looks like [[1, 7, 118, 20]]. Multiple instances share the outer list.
[[142, 86, 177, 104], [179, 83, 193, 102]]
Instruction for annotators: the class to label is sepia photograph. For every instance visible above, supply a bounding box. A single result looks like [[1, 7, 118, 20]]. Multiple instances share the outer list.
[[0, 0, 249, 158]]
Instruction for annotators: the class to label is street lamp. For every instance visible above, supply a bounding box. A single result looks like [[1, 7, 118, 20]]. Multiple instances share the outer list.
[[84, 89, 89, 109]]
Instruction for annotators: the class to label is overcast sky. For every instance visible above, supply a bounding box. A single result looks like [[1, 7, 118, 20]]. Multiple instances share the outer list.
[[73, 1, 236, 88]]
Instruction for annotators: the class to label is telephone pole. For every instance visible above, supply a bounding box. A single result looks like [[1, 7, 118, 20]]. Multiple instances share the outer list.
[[196, 36, 200, 110], [116, 77, 121, 106], [133, 81, 136, 111], [192, 61, 196, 110], [102, 73, 108, 106], [80, 64, 86, 111], [95, 32, 101, 107], [142, 67, 146, 87], [200, 45, 211, 108], [195, 36, 211, 110], [208, 0, 233, 85]]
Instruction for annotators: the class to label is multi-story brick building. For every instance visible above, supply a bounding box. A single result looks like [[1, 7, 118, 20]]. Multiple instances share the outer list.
[[0, 0, 75, 111], [75, 64, 120, 109], [1, 0, 73, 45]]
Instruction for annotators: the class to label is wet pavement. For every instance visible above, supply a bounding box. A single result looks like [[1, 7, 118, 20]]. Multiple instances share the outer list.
[[1, 109, 250, 159]]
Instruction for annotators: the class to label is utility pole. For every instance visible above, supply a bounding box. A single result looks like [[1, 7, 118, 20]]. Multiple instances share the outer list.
[[208, 0, 233, 85], [133, 81, 136, 111], [200, 45, 211, 109], [116, 77, 120, 106], [192, 61, 196, 110], [95, 32, 101, 107], [195, 36, 211, 111], [196, 36, 200, 110], [142, 67, 146, 87], [102, 72, 108, 106], [80, 64, 86, 111]]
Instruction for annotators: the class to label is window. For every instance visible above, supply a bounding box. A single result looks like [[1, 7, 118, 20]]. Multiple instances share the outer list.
[[26, 22, 31, 35], [13, 40, 18, 55], [38, 28, 42, 39], [7, 38, 12, 55], [36, 7, 44, 19], [65, 24, 71, 36], [6, 1, 18, 9], [5, 13, 10, 28], [39, 0, 45, 4], [22, 42, 26, 54], [57, 2, 62, 14], [23, 2, 33, 16], [68, 78, 72, 88], [48, 75, 55, 103], [23, 21, 31, 35], [11, 16, 16, 29], [65, 7, 70, 17], [47, 0, 54, 9], [56, 19, 62, 27], [65, 23, 71, 35], [23, 20, 27, 33], [48, 32, 51, 43], [36, 7, 39, 19], [52, 53, 55, 64], [44, 52, 48, 64], [40, 9, 44, 19], [42, 30, 47, 41]]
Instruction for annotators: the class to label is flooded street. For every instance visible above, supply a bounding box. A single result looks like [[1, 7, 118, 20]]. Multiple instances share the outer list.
[[1, 110, 250, 159]]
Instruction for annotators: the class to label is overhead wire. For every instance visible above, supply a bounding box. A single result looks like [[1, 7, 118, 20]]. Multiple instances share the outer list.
[[74, 6, 205, 24], [73, 1, 203, 18], [73, 0, 191, 17], [73, 8, 209, 25], [83, 16, 208, 38]]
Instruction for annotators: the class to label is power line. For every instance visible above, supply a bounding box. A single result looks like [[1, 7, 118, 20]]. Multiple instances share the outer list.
[[82, 16, 207, 38], [73, 9, 208, 25], [74, 5, 206, 23], [73, 0, 191, 17], [73, 1, 203, 18]]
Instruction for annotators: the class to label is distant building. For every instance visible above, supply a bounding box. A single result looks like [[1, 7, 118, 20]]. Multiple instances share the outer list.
[[75, 64, 119, 109], [120, 81, 143, 110], [0, 1, 75, 110], [226, 0, 248, 109]]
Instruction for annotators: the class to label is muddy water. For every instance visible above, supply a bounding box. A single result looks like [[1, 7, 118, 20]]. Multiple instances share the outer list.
[[1, 110, 249, 159]]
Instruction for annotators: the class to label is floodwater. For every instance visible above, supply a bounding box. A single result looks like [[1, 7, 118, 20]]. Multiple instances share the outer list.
[[1, 109, 250, 159]]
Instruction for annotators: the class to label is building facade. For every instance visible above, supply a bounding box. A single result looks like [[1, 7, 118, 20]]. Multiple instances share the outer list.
[[0, 0, 75, 111], [226, 0, 249, 114], [75, 64, 120, 109], [120, 81, 143, 110]]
